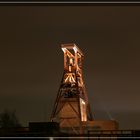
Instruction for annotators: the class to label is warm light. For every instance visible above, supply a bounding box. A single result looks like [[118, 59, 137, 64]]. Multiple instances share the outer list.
[[73, 46, 77, 53], [71, 75, 75, 83], [62, 48, 66, 52], [64, 73, 76, 83], [81, 100, 85, 105], [80, 98, 87, 121], [69, 66, 72, 72], [64, 75, 69, 83], [70, 58, 73, 65]]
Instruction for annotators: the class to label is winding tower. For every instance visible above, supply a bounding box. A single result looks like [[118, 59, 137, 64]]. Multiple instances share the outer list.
[[51, 44, 93, 134]]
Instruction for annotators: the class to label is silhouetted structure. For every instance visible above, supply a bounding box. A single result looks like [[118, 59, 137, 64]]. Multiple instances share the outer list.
[[29, 122, 59, 135]]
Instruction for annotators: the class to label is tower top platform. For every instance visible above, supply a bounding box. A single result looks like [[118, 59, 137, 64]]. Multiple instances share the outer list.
[[61, 43, 84, 56]]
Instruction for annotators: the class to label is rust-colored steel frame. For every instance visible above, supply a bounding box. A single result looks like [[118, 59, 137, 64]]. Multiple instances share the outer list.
[[50, 44, 93, 134]]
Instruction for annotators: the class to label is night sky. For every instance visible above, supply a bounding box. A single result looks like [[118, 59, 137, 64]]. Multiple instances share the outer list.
[[0, 6, 140, 129]]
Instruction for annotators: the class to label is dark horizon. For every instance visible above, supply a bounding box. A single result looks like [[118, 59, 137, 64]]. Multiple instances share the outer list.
[[0, 5, 140, 129]]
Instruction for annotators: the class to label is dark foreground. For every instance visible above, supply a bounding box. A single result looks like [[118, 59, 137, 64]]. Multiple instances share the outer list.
[[0, 128, 140, 140]]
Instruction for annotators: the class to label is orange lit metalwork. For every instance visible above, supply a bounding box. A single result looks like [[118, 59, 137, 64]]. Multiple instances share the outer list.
[[51, 44, 93, 134]]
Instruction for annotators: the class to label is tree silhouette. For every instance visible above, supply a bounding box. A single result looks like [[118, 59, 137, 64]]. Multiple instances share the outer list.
[[0, 109, 21, 128]]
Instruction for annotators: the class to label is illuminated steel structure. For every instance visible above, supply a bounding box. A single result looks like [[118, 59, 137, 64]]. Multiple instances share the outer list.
[[51, 44, 93, 134]]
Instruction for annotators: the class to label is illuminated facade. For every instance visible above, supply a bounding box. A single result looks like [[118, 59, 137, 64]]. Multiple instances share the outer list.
[[51, 44, 93, 134]]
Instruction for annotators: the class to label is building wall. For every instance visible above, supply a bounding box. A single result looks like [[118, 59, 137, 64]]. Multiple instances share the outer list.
[[83, 120, 119, 130]]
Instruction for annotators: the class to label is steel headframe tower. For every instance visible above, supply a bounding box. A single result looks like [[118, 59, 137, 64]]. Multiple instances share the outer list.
[[51, 43, 93, 134]]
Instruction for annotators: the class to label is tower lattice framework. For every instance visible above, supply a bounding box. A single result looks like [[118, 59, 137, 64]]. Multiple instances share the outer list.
[[51, 44, 93, 134]]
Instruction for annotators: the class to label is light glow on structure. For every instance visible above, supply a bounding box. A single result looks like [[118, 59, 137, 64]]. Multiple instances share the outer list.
[[64, 73, 76, 83], [73, 46, 77, 53], [69, 66, 72, 72], [61, 48, 66, 53], [80, 98, 87, 121], [69, 58, 73, 65]]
